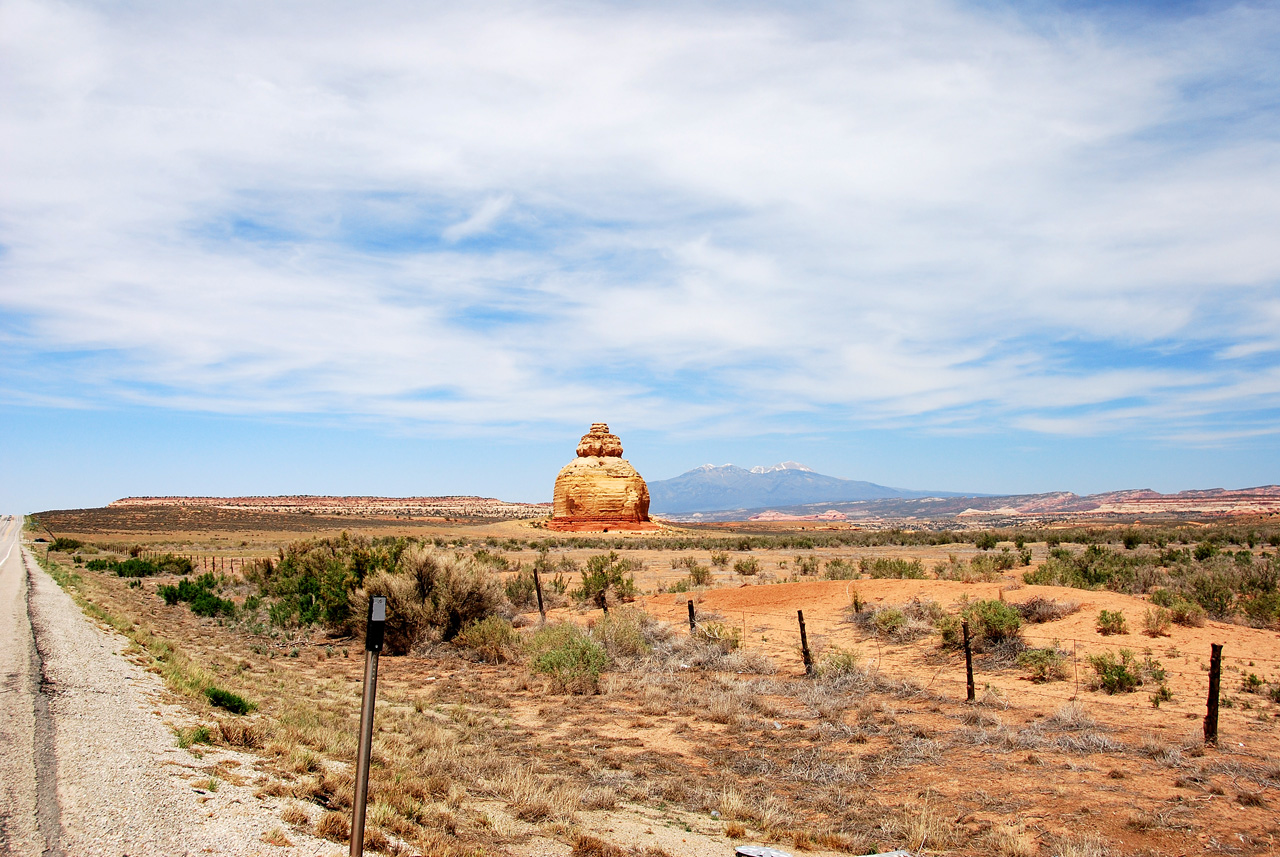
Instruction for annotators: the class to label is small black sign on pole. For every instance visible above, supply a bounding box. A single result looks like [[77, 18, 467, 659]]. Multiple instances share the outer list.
[[351, 596, 386, 857]]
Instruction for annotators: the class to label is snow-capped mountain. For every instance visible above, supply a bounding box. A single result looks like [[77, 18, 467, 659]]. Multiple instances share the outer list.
[[648, 462, 952, 515]]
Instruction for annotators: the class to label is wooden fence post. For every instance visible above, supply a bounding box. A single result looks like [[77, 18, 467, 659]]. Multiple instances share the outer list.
[[798, 610, 813, 676], [963, 620, 975, 702], [532, 563, 546, 623], [687, 600, 696, 635], [1204, 643, 1223, 745]]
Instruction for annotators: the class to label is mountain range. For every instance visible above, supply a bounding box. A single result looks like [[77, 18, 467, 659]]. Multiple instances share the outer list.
[[647, 461, 966, 514]]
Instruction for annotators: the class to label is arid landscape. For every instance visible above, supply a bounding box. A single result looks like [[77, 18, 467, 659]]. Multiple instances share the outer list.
[[21, 503, 1280, 856]]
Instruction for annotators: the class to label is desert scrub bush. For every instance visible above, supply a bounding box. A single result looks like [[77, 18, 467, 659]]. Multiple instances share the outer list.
[[859, 557, 926, 579], [822, 558, 857, 580], [571, 551, 639, 610], [527, 623, 610, 693], [590, 607, 655, 659], [1096, 609, 1127, 635], [1148, 588, 1206, 626], [1142, 606, 1172, 636], [1088, 649, 1166, 694], [694, 621, 742, 653], [871, 607, 907, 637], [454, 616, 520, 664], [732, 556, 760, 577], [709, 551, 729, 567], [794, 555, 821, 575], [205, 685, 255, 715], [158, 573, 235, 618], [675, 555, 713, 586], [814, 646, 862, 679], [934, 553, 1001, 582], [1017, 647, 1069, 682], [503, 568, 538, 611], [1016, 596, 1079, 623], [351, 546, 506, 652], [1022, 544, 1156, 591], [974, 531, 999, 550], [940, 599, 1023, 651]]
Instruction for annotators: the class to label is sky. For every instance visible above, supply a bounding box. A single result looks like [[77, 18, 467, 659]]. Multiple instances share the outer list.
[[2, 0, 1279, 513]]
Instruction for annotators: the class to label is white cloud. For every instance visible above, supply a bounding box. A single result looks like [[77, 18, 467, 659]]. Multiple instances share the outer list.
[[442, 194, 514, 243], [1, 0, 1278, 443]]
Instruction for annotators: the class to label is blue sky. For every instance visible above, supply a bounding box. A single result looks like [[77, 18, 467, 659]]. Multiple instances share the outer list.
[[2, 0, 1279, 513]]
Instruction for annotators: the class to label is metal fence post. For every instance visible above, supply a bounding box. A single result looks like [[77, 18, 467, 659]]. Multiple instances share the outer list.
[[351, 596, 386, 857]]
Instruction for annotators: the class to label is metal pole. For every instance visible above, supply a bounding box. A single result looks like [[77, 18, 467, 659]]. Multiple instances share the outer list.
[[351, 596, 386, 857]]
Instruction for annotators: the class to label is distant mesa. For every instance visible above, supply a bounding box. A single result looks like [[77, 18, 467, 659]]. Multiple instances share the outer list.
[[548, 423, 659, 532]]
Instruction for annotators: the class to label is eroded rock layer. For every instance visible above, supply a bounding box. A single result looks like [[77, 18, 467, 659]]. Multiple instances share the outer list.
[[549, 424, 658, 532]]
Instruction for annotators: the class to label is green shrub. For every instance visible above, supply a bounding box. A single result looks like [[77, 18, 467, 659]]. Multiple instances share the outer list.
[[1088, 649, 1165, 695], [675, 556, 713, 586], [1190, 571, 1235, 617], [1018, 647, 1069, 682], [1096, 610, 1127, 635], [710, 552, 729, 567], [975, 532, 999, 550], [571, 552, 639, 609], [454, 616, 520, 664], [822, 557, 856, 580], [527, 624, 609, 694], [205, 686, 254, 715], [733, 557, 760, 577], [968, 599, 1023, 643], [794, 555, 821, 576], [504, 569, 538, 611], [860, 557, 926, 579], [51, 537, 83, 552], [940, 599, 1023, 650], [158, 573, 234, 617], [1089, 650, 1141, 693]]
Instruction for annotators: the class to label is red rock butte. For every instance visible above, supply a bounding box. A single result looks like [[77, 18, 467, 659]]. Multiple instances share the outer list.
[[547, 423, 660, 532]]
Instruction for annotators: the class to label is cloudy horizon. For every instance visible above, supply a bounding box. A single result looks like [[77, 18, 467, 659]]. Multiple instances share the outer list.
[[2, 0, 1278, 511]]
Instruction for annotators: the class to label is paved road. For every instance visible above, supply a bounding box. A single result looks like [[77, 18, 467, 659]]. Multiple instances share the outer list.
[[0, 516, 336, 856]]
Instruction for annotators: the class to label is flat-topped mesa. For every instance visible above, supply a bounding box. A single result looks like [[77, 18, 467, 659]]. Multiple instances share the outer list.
[[548, 423, 659, 532]]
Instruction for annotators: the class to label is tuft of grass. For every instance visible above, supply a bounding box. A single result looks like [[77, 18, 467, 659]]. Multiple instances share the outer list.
[[175, 724, 214, 748], [205, 686, 255, 715], [316, 811, 349, 843]]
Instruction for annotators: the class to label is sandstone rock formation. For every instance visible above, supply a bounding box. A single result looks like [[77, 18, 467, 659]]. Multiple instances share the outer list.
[[548, 423, 659, 532]]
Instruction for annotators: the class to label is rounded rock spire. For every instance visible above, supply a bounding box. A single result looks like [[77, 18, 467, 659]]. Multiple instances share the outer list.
[[548, 423, 657, 532]]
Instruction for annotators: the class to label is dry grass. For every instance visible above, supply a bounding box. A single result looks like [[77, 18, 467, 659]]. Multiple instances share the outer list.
[[38, 540, 1280, 857]]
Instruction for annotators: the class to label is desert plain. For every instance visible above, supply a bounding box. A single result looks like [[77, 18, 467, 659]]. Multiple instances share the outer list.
[[19, 503, 1280, 857]]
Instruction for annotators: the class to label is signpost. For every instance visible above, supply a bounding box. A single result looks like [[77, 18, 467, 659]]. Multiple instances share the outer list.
[[350, 596, 386, 857]]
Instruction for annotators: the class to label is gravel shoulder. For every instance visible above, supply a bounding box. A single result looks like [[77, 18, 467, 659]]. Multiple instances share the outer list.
[[7, 523, 342, 857]]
